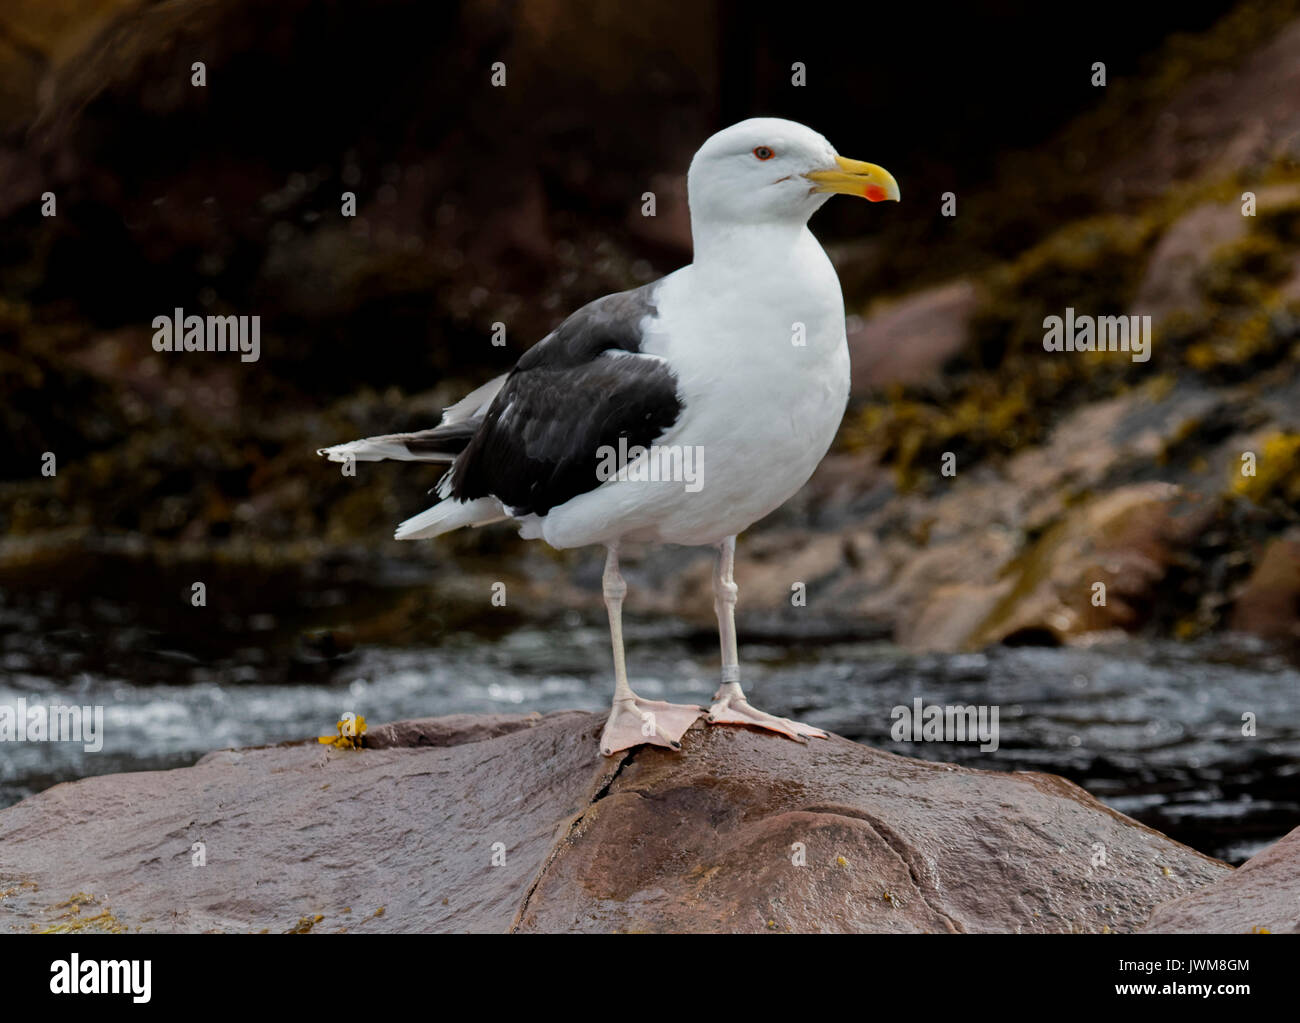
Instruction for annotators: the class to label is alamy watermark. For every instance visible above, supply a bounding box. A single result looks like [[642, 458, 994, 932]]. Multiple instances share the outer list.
[[890, 698, 999, 752], [595, 438, 704, 493], [50, 955, 150, 1003], [0, 699, 103, 752], [1043, 308, 1151, 363], [151, 307, 260, 362]]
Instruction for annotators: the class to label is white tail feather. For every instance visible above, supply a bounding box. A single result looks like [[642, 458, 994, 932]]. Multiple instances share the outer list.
[[394, 497, 508, 540], [317, 375, 507, 466], [317, 437, 453, 463]]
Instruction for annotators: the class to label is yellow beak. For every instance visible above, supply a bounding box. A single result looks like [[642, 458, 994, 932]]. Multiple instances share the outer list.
[[805, 155, 900, 203]]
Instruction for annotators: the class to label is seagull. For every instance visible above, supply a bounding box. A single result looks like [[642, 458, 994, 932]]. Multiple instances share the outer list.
[[319, 117, 899, 757]]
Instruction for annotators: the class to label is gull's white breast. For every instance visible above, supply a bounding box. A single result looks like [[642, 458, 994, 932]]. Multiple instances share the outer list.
[[539, 227, 850, 549]]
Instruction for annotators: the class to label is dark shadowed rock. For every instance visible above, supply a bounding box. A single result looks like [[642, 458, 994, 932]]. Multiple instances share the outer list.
[[1141, 825, 1300, 934], [0, 712, 1230, 933]]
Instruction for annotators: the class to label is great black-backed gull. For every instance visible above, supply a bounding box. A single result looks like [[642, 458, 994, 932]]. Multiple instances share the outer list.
[[319, 117, 900, 756]]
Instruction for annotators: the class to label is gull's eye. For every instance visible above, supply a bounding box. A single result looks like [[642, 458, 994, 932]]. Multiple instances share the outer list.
[[753, 146, 775, 161]]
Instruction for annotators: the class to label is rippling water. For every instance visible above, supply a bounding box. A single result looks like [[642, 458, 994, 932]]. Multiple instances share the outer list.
[[1, 616, 1296, 865]]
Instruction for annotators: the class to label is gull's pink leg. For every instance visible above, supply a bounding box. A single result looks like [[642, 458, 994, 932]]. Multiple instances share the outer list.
[[598, 544, 704, 756], [705, 535, 828, 743]]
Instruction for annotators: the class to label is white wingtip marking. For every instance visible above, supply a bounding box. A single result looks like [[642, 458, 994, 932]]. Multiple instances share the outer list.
[[318, 438, 412, 463]]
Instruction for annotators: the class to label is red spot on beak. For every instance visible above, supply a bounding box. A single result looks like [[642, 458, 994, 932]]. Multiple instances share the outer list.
[[864, 184, 888, 202]]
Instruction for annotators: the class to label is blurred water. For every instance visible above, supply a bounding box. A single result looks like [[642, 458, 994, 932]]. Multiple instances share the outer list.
[[1, 621, 1296, 865]]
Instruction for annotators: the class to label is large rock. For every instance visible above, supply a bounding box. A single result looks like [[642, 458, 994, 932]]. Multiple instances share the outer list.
[[847, 280, 978, 394], [741, 387, 1235, 651], [0, 712, 1230, 933], [1229, 530, 1300, 643], [964, 483, 1220, 648], [1132, 187, 1300, 324], [1141, 825, 1300, 934], [0, 711, 603, 934], [1132, 202, 1248, 324]]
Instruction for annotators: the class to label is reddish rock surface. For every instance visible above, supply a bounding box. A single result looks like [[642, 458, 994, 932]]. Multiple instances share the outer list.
[[1132, 187, 1300, 324], [1132, 202, 1249, 323], [1107, 20, 1300, 201], [847, 280, 978, 393], [0, 712, 1233, 933], [1230, 530, 1300, 643], [1141, 825, 1300, 934]]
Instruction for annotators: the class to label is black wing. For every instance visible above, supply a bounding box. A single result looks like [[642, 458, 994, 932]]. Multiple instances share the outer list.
[[450, 284, 682, 517]]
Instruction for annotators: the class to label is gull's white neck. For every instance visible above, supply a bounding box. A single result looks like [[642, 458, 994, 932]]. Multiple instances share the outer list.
[[689, 213, 809, 270], [685, 213, 843, 317], [661, 210, 846, 369]]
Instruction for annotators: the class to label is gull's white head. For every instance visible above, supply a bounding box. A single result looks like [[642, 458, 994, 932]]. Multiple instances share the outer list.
[[687, 117, 900, 229]]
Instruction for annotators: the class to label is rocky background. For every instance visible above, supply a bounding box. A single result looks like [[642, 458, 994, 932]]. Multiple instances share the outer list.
[[1, 0, 1299, 662]]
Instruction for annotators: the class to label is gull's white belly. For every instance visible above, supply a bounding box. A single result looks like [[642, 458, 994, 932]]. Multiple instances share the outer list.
[[539, 235, 850, 550], [632, 336, 848, 544]]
